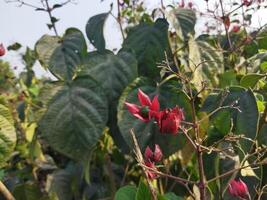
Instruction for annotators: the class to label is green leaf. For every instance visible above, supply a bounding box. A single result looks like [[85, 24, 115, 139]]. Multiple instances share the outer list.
[[219, 70, 238, 88], [189, 38, 224, 90], [7, 42, 22, 51], [115, 185, 137, 200], [35, 35, 61, 69], [212, 109, 231, 135], [166, 8, 196, 41], [135, 181, 151, 200], [0, 104, 16, 168], [13, 184, 43, 200], [86, 12, 109, 52], [163, 192, 183, 200], [117, 78, 191, 156], [123, 18, 169, 79], [240, 73, 265, 88], [258, 123, 267, 146], [235, 89, 259, 152], [39, 75, 108, 161], [80, 49, 138, 101], [49, 28, 87, 80]]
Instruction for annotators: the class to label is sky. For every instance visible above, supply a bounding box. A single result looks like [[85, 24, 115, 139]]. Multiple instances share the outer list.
[[1, 0, 267, 78]]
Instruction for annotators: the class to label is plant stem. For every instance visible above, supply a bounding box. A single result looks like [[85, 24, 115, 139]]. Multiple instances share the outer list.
[[219, 0, 232, 50], [116, 0, 125, 40], [188, 85, 206, 200], [44, 0, 58, 36], [0, 181, 15, 200]]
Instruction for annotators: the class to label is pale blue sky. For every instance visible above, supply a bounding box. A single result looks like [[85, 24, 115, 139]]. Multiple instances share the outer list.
[[1, 0, 267, 78]]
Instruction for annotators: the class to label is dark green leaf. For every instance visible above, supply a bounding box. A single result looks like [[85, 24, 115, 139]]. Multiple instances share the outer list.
[[39, 75, 108, 161], [86, 13, 109, 51], [163, 192, 183, 200], [80, 49, 138, 101], [49, 28, 87, 80], [123, 18, 169, 79]]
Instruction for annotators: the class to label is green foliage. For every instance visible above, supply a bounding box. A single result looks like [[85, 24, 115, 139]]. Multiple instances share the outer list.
[[114, 185, 137, 200]]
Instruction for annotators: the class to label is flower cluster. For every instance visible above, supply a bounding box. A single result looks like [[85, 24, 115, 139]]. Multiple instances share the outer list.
[[144, 144, 162, 179], [125, 89, 184, 134], [228, 179, 250, 199]]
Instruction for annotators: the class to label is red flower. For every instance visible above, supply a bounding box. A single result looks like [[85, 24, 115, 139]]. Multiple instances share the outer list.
[[144, 161, 158, 179], [228, 179, 249, 199], [144, 144, 163, 162], [125, 89, 160, 122], [232, 25, 240, 33], [156, 107, 184, 134], [0, 43, 5, 57]]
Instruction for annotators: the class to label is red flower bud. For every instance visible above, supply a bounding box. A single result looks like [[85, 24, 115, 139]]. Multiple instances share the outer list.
[[144, 161, 158, 179], [222, 16, 230, 30], [125, 89, 160, 122], [144, 144, 163, 162], [179, 0, 185, 7], [0, 43, 5, 56], [232, 25, 240, 33], [156, 107, 184, 134], [243, 0, 252, 6], [228, 179, 249, 199], [188, 2, 193, 8]]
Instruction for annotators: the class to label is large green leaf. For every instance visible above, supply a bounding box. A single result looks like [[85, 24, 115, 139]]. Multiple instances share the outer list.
[[49, 28, 87, 80], [166, 8, 196, 41], [80, 49, 138, 101], [115, 185, 137, 200], [189, 38, 224, 90], [0, 104, 16, 167], [86, 13, 109, 51], [117, 78, 191, 156], [123, 18, 169, 78], [39, 75, 108, 161], [35, 34, 61, 68]]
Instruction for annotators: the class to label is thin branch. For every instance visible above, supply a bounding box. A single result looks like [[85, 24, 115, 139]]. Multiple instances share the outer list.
[[0, 181, 15, 200], [44, 0, 58, 36]]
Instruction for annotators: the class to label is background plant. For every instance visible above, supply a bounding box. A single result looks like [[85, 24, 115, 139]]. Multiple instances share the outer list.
[[0, 0, 267, 199]]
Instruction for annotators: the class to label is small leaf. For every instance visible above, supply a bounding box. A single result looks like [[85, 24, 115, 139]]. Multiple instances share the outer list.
[[115, 185, 137, 200], [51, 17, 59, 24], [240, 73, 265, 88], [163, 193, 183, 200], [53, 4, 62, 9], [86, 12, 109, 51], [7, 42, 22, 51]]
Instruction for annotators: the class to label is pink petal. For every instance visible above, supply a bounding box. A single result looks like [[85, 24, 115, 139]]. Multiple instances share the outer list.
[[150, 95, 160, 111], [138, 89, 151, 106], [154, 144, 163, 162], [125, 102, 140, 114], [144, 146, 153, 160], [133, 113, 150, 122]]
